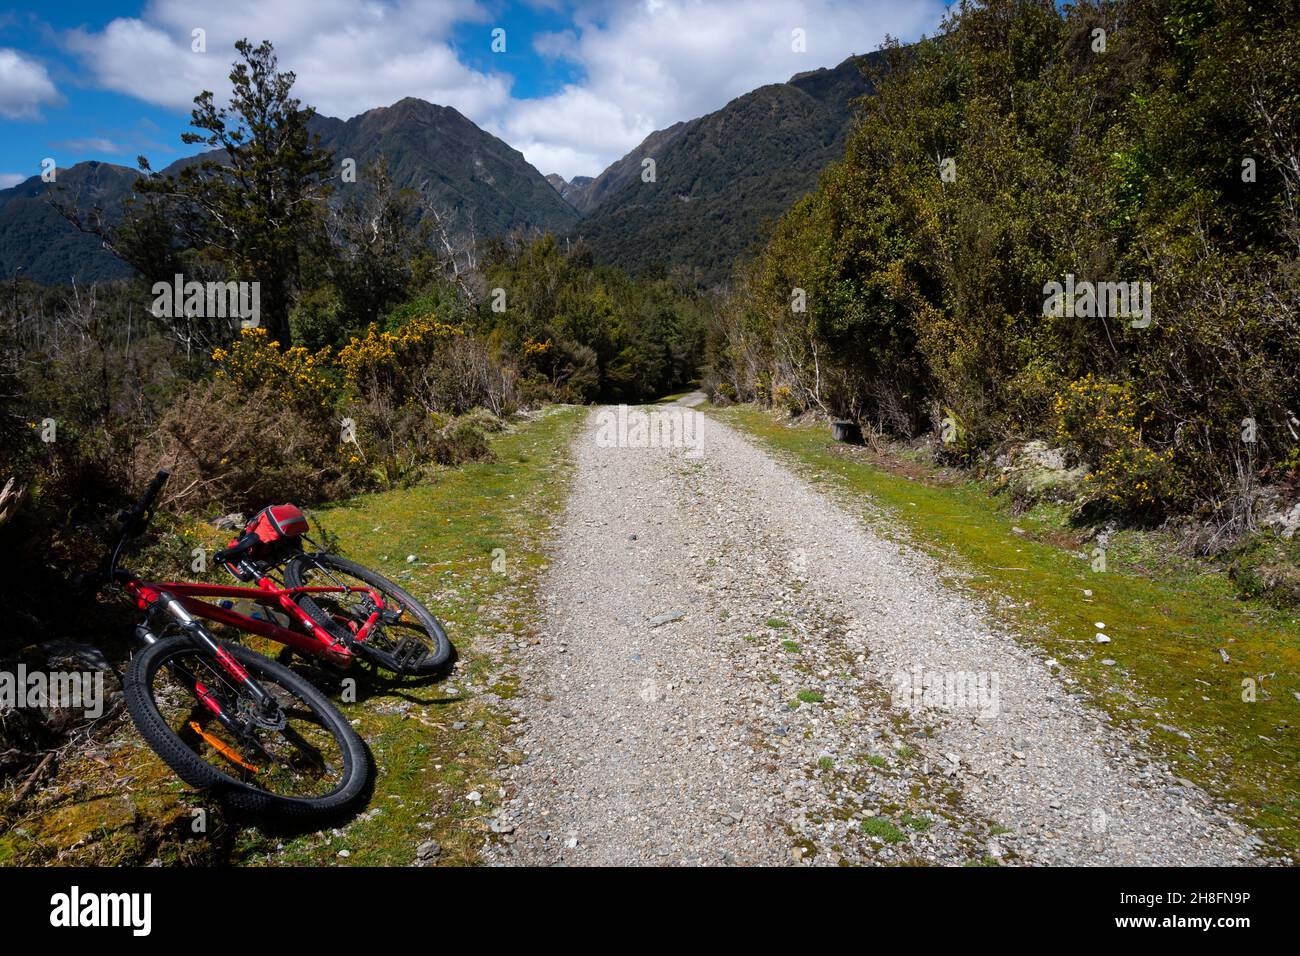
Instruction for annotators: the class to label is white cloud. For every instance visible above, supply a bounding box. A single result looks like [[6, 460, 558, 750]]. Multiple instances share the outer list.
[[502, 0, 949, 177], [488, 84, 647, 174], [0, 48, 62, 120], [0, 173, 26, 189], [65, 17, 225, 110], [64, 0, 948, 179], [67, 0, 508, 119], [54, 137, 125, 154]]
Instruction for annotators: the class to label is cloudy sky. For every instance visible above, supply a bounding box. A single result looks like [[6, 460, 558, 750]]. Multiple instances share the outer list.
[[0, 0, 951, 189]]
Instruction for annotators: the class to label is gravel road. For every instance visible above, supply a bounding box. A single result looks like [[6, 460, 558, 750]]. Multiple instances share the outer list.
[[485, 401, 1262, 866]]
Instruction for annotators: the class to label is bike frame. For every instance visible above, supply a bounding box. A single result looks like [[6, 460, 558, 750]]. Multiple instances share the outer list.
[[124, 571, 389, 667]]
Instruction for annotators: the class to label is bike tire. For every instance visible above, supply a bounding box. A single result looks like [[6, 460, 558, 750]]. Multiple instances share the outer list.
[[284, 552, 453, 676], [124, 634, 368, 821]]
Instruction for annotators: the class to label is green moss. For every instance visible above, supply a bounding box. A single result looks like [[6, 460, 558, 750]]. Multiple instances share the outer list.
[[1228, 533, 1300, 608], [862, 817, 906, 843]]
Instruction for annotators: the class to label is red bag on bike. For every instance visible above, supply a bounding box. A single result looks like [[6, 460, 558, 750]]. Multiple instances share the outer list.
[[223, 504, 309, 578], [246, 504, 309, 547]]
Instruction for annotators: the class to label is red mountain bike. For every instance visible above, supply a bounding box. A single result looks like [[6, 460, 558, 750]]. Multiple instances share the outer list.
[[96, 471, 452, 818], [95, 471, 367, 820]]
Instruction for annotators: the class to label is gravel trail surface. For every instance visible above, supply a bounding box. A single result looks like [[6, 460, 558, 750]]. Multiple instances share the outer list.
[[486, 402, 1260, 866]]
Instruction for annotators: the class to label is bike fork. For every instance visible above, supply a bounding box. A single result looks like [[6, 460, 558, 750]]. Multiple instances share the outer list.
[[143, 591, 279, 716]]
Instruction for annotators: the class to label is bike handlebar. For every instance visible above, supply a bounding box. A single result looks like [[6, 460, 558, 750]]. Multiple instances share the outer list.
[[96, 469, 171, 587]]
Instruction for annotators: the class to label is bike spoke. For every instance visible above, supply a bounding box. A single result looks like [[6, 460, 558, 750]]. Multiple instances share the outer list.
[[147, 645, 349, 799]]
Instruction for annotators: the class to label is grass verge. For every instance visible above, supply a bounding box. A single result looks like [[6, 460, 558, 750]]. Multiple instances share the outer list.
[[0, 405, 586, 866]]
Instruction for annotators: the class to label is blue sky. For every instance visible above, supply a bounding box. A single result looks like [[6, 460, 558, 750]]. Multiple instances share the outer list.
[[0, 1, 952, 185]]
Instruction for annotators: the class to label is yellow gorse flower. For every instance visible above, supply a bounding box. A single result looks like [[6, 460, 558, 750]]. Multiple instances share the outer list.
[[212, 326, 336, 409], [335, 313, 464, 388], [1054, 374, 1174, 509]]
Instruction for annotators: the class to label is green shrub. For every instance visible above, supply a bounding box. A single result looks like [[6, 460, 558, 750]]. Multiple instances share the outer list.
[[1052, 375, 1176, 515], [1228, 533, 1300, 608], [457, 407, 507, 433], [709, 0, 1300, 528], [435, 418, 494, 466], [289, 284, 352, 352]]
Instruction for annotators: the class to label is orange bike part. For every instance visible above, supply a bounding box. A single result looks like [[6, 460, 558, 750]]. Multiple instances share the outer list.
[[187, 720, 261, 773]]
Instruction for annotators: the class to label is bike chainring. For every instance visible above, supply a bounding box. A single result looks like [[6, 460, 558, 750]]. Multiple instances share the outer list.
[[239, 695, 288, 732]]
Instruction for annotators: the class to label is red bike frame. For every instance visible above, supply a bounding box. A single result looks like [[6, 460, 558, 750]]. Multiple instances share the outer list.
[[125, 571, 390, 667]]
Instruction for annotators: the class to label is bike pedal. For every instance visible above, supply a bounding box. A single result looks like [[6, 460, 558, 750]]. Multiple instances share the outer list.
[[393, 637, 427, 670]]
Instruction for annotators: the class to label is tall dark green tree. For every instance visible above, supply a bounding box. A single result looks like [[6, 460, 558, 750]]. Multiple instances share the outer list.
[[135, 39, 334, 345], [317, 158, 422, 339]]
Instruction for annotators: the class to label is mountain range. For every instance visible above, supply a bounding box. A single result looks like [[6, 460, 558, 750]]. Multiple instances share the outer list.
[[0, 54, 875, 287], [568, 54, 876, 282]]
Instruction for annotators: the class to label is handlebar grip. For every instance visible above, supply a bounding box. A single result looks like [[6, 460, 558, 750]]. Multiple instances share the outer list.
[[118, 469, 170, 537], [140, 469, 171, 511]]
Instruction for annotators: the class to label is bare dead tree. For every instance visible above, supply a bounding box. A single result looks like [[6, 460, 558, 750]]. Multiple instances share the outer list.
[[413, 184, 481, 303]]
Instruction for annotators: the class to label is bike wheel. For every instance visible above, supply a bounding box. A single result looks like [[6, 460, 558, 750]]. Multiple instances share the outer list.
[[284, 553, 453, 676], [124, 634, 368, 821]]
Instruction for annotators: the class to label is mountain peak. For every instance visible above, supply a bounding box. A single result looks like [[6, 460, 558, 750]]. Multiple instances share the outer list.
[[355, 97, 475, 128], [384, 96, 451, 116], [0, 97, 578, 284], [574, 53, 875, 282], [547, 173, 598, 210]]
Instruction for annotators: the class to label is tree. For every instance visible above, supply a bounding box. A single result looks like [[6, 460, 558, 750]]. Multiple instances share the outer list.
[[135, 39, 334, 345], [301, 157, 421, 345], [710, 0, 1300, 522]]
